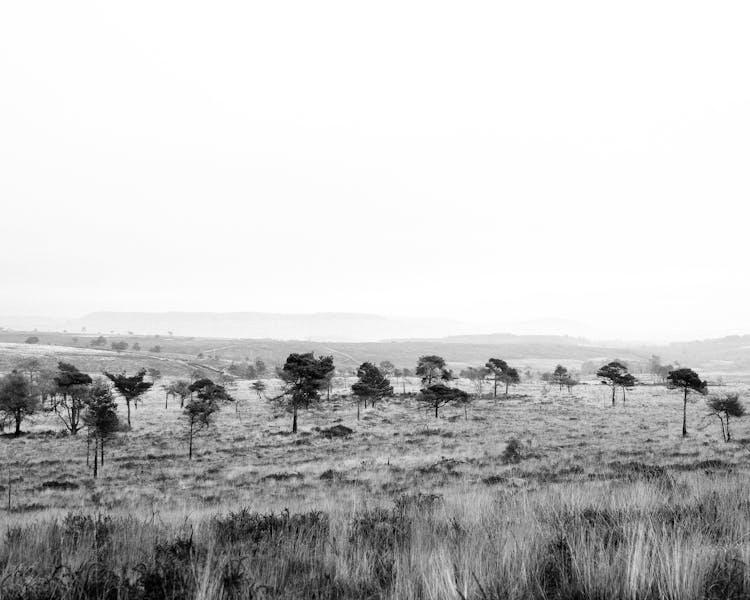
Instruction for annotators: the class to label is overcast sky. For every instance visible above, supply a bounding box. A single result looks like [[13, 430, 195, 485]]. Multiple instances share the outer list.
[[1, 1, 749, 341]]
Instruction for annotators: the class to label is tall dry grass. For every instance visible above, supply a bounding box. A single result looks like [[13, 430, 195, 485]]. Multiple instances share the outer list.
[[2, 471, 750, 599]]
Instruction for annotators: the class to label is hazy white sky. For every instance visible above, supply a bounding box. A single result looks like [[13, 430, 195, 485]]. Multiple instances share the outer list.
[[1, 1, 749, 341]]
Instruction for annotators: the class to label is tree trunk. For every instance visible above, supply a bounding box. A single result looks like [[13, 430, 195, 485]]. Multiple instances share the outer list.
[[101, 438, 104, 465], [14, 414, 21, 437], [612, 385, 616, 406], [505, 381, 509, 396], [357, 400, 360, 420], [93, 438, 98, 478], [292, 406, 298, 433], [188, 424, 194, 460], [726, 414, 731, 442], [493, 379, 498, 398], [435, 402, 439, 418], [682, 388, 688, 437], [165, 393, 168, 409], [126, 400, 132, 428]]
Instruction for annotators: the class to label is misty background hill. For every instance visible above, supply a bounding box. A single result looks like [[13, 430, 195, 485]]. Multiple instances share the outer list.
[[0, 312, 594, 343], [3, 311, 750, 376]]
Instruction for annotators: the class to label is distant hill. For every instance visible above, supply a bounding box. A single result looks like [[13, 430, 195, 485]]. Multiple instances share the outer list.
[[69, 311, 479, 342]]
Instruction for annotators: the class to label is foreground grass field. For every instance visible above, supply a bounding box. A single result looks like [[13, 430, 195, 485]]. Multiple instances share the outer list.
[[2, 371, 750, 598]]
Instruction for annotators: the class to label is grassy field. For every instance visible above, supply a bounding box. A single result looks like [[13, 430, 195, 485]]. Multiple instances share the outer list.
[[2, 350, 750, 598]]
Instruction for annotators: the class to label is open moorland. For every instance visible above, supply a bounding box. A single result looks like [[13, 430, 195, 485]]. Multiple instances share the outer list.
[[2, 338, 750, 599]]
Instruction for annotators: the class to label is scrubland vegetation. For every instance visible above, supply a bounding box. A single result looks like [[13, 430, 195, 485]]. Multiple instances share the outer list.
[[1, 340, 750, 599]]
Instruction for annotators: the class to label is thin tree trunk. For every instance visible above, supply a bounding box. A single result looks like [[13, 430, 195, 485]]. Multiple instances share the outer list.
[[682, 388, 688, 437], [726, 414, 731, 442], [292, 407, 298, 433], [188, 424, 194, 459], [101, 438, 104, 465], [435, 403, 439, 418], [127, 400, 132, 428], [14, 415, 21, 437], [612, 385, 616, 406], [357, 400, 360, 420], [93, 438, 98, 478]]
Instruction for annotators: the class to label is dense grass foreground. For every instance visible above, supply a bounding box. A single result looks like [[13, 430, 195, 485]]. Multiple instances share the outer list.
[[2, 472, 750, 600]]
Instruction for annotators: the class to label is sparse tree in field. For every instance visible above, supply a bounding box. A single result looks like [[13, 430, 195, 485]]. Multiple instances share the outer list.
[[254, 358, 267, 379], [104, 370, 153, 428], [110, 341, 128, 352], [667, 368, 708, 437], [418, 384, 470, 418], [82, 379, 120, 477], [351, 362, 393, 419], [149, 345, 162, 353], [90, 336, 106, 347], [552, 365, 569, 391], [35, 368, 58, 409], [560, 374, 580, 394], [188, 378, 234, 404], [597, 361, 635, 406], [14, 357, 42, 385], [393, 368, 406, 394], [379, 361, 395, 378], [485, 358, 509, 398], [274, 353, 335, 433], [707, 393, 745, 442], [499, 366, 521, 396], [132, 342, 141, 351], [182, 395, 220, 460], [168, 379, 192, 408], [147, 368, 162, 383], [460, 366, 490, 399], [416, 355, 452, 387], [648, 355, 673, 383], [25, 336, 40, 344], [251, 380, 266, 400], [0, 371, 40, 436], [54, 362, 93, 435]]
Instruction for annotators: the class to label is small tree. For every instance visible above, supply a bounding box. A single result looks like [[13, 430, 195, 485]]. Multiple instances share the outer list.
[[351, 362, 394, 419], [597, 361, 633, 406], [560, 374, 580, 394], [416, 355, 452, 387], [274, 353, 335, 433], [460, 366, 490, 399], [90, 336, 107, 347], [251, 380, 266, 400], [149, 345, 162, 353], [499, 366, 520, 396], [707, 393, 745, 442], [110, 341, 128, 352], [379, 361, 395, 378], [182, 397, 219, 460], [14, 357, 42, 385], [188, 378, 234, 404], [25, 336, 40, 344], [166, 379, 192, 408], [552, 365, 569, 391], [485, 358, 509, 398], [667, 368, 708, 437], [418, 384, 469, 418], [82, 379, 120, 477], [0, 371, 39, 436], [104, 370, 153, 428], [54, 362, 93, 435], [147, 368, 162, 383], [254, 358, 267, 379]]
